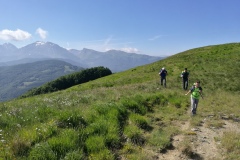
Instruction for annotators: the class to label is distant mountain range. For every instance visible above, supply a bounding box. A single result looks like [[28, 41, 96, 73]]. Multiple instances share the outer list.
[[0, 41, 164, 72]]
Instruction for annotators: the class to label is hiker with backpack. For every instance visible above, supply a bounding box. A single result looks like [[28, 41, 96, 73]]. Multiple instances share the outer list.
[[159, 67, 168, 87], [185, 81, 203, 115], [181, 68, 189, 90]]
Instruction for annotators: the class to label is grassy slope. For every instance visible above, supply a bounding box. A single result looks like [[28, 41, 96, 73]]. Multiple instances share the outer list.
[[0, 59, 81, 102], [0, 43, 240, 159]]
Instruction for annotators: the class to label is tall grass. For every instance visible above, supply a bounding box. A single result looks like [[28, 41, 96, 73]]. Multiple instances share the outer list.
[[220, 131, 240, 159]]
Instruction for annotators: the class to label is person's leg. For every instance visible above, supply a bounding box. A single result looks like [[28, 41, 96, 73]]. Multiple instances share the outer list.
[[191, 96, 198, 115], [164, 78, 166, 87], [160, 77, 163, 85], [191, 97, 198, 115], [194, 99, 199, 114], [191, 97, 194, 114], [186, 79, 188, 90], [183, 79, 185, 90]]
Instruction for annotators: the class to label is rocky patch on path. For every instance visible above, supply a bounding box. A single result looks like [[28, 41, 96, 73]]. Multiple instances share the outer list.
[[157, 116, 240, 160]]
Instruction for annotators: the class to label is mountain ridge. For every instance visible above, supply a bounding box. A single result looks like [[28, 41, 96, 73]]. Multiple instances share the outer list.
[[0, 41, 164, 72]]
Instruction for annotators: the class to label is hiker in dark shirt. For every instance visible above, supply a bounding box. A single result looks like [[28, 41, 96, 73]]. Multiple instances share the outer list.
[[159, 67, 167, 87], [181, 68, 189, 90]]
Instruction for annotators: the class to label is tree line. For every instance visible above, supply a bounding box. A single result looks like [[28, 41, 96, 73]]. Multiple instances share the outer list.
[[20, 66, 112, 98]]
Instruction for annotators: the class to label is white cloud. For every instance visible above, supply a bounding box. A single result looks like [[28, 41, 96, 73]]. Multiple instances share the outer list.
[[104, 47, 139, 53], [104, 36, 113, 46], [0, 29, 31, 41], [120, 47, 139, 53], [36, 28, 48, 39], [149, 35, 162, 41]]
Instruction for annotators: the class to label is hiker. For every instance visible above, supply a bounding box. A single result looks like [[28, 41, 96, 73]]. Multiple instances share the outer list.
[[159, 67, 167, 87], [181, 68, 189, 90], [185, 81, 203, 115]]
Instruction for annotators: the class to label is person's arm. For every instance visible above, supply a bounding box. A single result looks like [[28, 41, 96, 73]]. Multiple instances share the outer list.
[[185, 86, 194, 95], [185, 90, 191, 95], [185, 89, 191, 95], [199, 88, 204, 99]]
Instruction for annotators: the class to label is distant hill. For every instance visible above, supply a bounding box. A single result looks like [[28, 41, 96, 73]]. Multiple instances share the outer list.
[[0, 59, 83, 102], [0, 41, 164, 72]]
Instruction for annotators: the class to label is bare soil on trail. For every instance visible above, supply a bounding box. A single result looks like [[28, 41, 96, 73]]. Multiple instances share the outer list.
[[156, 116, 240, 160]]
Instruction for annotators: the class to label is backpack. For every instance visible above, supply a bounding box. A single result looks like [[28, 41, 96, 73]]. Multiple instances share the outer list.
[[160, 69, 167, 77], [181, 71, 189, 79]]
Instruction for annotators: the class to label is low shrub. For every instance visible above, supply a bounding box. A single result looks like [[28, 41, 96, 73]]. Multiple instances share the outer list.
[[11, 138, 31, 157], [29, 142, 57, 160], [129, 113, 151, 131], [47, 129, 78, 159], [63, 149, 85, 160], [56, 111, 86, 129], [89, 148, 115, 160], [147, 129, 172, 151], [123, 125, 145, 145], [221, 131, 240, 158], [121, 99, 147, 115], [85, 135, 106, 153]]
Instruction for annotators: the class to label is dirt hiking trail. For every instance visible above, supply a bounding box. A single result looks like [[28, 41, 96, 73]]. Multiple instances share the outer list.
[[157, 115, 240, 160]]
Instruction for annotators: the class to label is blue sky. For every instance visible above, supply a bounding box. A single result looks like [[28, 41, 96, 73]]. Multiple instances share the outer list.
[[0, 0, 240, 56]]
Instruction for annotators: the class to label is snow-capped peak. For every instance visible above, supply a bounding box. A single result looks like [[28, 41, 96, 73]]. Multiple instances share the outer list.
[[35, 41, 46, 46]]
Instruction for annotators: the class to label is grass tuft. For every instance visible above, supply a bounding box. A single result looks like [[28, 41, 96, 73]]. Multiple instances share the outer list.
[[221, 131, 240, 158]]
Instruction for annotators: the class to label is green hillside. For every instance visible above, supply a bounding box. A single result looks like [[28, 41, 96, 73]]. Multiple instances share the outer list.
[[0, 59, 83, 102], [0, 43, 239, 159]]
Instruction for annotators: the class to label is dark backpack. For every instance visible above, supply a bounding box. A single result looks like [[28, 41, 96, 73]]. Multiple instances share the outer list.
[[160, 69, 167, 77], [182, 71, 189, 79]]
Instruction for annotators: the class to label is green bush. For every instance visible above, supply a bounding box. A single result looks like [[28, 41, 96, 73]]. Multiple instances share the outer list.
[[147, 129, 173, 151], [85, 135, 106, 153], [63, 150, 85, 160], [56, 111, 86, 129], [129, 113, 150, 130], [89, 148, 115, 160], [221, 131, 240, 158], [29, 142, 57, 160], [84, 116, 109, 136], [121, 98, 147, 115], [11, 138, 31, 157], [47, 129, 79, 159], [105, 131, 121, 149], [124, 125, 145, 145]]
